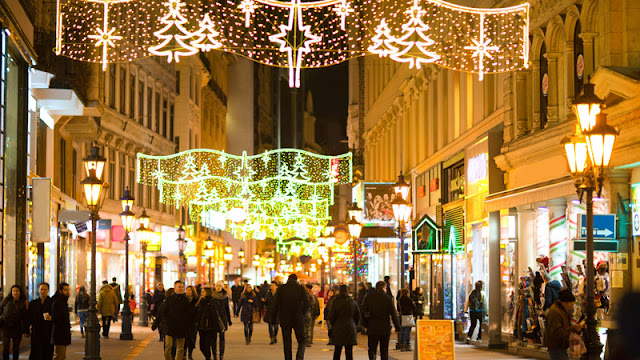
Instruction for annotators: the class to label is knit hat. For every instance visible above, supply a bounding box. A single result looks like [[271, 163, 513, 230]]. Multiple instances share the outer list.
[[558, 289, 576, 303]]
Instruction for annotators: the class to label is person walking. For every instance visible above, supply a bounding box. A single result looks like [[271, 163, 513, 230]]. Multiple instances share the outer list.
[[397, 288, 416, 351], [361, 281, 400, 360], [0, 284, 28, 360], [152, 282, 166, 340], [328, 285, 360, 360], [27, 282, 53, 360], [152, 288, 174, 344], [264, 281, 279, 345], [110, 277, 123, 323], [235, 284, 258, 345], [74, 286, 90, 339], [97, 280, 117, 338], [411, 287, 425, 320], [231, 280, 243, 318], [160, 281, 196, 360], [274, 274, 310, 360], [544, 290, 583, 360], [51, 283, 71, 360], [184, 286, 199, 360], [465, 280, 486, 343], [196, 287, 220, 360], [211, 281, 232, 360], [324, 290, 335, 345], [304, 284, 320, 347]]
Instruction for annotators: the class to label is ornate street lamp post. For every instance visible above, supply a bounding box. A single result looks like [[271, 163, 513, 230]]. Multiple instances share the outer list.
[[324, 224, 335, 286], [119, 189, 135, 340], [204, 236, 215, 284], [392, 171, 412, 291], [224, 242, 233, 284], [563, 84, 618, 360], [238, 248, 245, 280], [137, 209, 150, 327], [82, 144, 106, 360], [176, 225, 187, 282], [252, 255, 260, 285]]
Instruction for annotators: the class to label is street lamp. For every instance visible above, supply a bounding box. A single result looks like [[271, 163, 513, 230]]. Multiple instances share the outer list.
[[82, 143, 106, 360], [347, 215, 362, 294], [118, 191, 135, 341], [324, 223, 335, 286], [224, 242, 233, 284], [204, 236, 215, 284], [176, 225, 187, 282], [238, 248, 245, 280], [267, 256, 275, 281], [564, 85, 619, 360], [252, 254, 260, 285], [392, 190, 412, 291], [136, 209, 150, 327]]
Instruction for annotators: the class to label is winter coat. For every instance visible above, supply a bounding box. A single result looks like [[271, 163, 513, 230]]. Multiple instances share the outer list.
[[398, 295, 416, 316], [544, 302, 573, 350], [231, 285, 243, 303], [97, 284, 118, 317], [328, 293, 360, 346], [236, 292, 257, 323], [27, 296, 53, 345], [75, 293, 89, 313], [196, 296, 223, 332], [159, 294, 196, 338], [151, 289, 165, 316], [186, 296, 198, 346], [0, 296, 28, 337], [110, 282, 123, 306], [308, 293, 320, 318], [263, 290, 279, 324], [274, 280, 310, 326], [411, 292, 425, 316], [212, 290, 232, 331], [361, 290, 400, 336], [543, 280, 562, 311], [324, 296, 335, 324], [356, 289, 367, 306], [51, 291, 71, 346]]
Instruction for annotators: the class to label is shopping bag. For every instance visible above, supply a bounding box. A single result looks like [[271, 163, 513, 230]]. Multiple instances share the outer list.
[[401, 315, 415, 327], [569, 332, 586, 357]]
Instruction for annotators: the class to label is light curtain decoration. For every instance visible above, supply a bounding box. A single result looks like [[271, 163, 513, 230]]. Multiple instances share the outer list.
[[56, 0, 529, 86], [137, 149, 353, 241]]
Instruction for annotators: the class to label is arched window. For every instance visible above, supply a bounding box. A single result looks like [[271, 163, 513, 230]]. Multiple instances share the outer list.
[[573, 21, 584, 96], [539, 43, 548, 129]]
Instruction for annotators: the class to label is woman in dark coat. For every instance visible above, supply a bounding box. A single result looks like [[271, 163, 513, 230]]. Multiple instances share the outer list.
[[0, 284, 28, 360], [411, 287, 425, 319], [398, 288, 416, 351], [263, 281, 279, 345], [211, 281, 232, 359], [328, 285, 360, 360], [184, 286, 199, 360], [235, 284, 258, 345], [324, 290, 335, 345]]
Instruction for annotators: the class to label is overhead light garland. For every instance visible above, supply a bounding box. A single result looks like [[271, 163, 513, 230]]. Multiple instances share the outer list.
[[56, 0, 529, 86], [137, 149, 353, 241]]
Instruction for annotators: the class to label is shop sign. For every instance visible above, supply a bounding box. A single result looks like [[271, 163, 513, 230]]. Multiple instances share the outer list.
[[573, 239, 618, 252], [416, 320, 455, 360], [576, 54, 584, 80], [417, 185, 426, 198], [542, 73, 549, 96], [579, 214, 616, 240], [429, 178, 439, 192], [362, 182, 396, 227], [633, 211, 640, 237], [413, 215, 440, 253]]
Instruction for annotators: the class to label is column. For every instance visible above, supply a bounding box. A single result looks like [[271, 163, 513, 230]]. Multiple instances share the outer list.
[[502, 73, 514, 143], [531, 61, 541, 132], [488, 211, 505, 348], [547, 199, 568, 280], [417, 85, 426, 162], [515, 71, 529, 138], [580, 32, 597, 77], [544, 52, 561, 126]]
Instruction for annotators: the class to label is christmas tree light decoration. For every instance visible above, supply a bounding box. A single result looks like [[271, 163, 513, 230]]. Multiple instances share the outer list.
[[332, 0, 354, 31], [368, 19, 398, 58], [190, 13, 224, 51], [268, 0, 322, 88], [137, 149, 353, 241], [463, 13, 499, 81], [87, 2, 122, 71], [388, 0, 439, 69], [239, 0, 259, 27], [149, 0, 199, 63]]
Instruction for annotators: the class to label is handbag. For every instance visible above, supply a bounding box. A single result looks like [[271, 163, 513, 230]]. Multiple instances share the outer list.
[[401, 315, 415, 327], [252, 309, 261, 323]]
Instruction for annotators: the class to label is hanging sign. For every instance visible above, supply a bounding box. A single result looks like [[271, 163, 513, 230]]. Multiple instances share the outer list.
[[416, 319, 455, 360]]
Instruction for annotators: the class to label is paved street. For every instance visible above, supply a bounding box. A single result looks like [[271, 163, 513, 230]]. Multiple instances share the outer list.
[[19, 318, 540, 360]]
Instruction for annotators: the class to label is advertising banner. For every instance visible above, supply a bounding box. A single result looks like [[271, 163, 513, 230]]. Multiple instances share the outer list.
[[362, 182, 396, 226]]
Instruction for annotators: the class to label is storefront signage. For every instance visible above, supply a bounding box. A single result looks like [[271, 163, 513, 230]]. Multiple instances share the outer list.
[[413, 215, 440, 253], [467, 153, 488, 185], [579, 214, 616, 240], [429, 178, 439, 192], [573, 240, 618, 252], [416, 319, 455, 360], [417, 185, 426, 198], [362, 182, 396, 227], [633, 211, 640, 237]]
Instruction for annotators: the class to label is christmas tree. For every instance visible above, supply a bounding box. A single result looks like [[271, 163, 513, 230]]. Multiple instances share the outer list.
[[367, 19, 398, 58], [149, 0, 198, 63], [190, 13, 223, 52], [389, 0, 440, 69]]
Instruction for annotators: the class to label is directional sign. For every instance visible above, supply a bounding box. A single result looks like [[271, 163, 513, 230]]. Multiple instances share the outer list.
[[579, 214, 616, 240]]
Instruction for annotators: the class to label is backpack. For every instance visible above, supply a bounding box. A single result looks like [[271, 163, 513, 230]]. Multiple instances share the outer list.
[[198, 299, 223, 331], [469, 290, 482, 311]]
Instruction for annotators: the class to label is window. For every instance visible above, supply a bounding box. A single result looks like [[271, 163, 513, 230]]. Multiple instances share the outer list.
[[147, 86, 153, 129], [36, 119, 47, 175], [195, 76, 199, 106], [176, 71, 180, 95], [119, 152, 126, 197], [137, 182, 144, 207], [189, 69, 193, 100], [72, 149, 77, 198], [60, 138, 66, 192], [155, 92, 160, 133], [138, 80, 144, 125], [539, 43, 548, 129], [109, 65, 116, 107], [573, 21, 584, 97], [145, 186, 151, 209], [120, 67, 126, 114], [109, 149, 116, 199], [162, 99, 168, 137], [129, 156, 135, 201], [130, 74, 136, 118], [170, 103, 175, 140]]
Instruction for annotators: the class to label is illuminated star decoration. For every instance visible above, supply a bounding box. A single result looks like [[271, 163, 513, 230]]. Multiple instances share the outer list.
[[464, 13, 499, 81], [268, 0, 322, 88], [332, 0, 354, 30], [239, 0, 259, 28], [87, 2, 122, 71]]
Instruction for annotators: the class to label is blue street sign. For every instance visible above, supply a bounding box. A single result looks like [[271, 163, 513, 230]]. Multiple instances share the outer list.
[[579, 214, 616, 240]]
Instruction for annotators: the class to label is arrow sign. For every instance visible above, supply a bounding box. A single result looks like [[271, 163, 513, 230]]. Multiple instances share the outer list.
[[579, 214, 616, 240]]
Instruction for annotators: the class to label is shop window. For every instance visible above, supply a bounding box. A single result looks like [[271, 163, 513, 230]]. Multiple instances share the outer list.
[[137, 182, 144, 207], [129, 156, 135, 200], [72, 149, 77, 198], [539, 43, 548, 129], [573, 21, 584, 97], [442, 160, 464, 204]]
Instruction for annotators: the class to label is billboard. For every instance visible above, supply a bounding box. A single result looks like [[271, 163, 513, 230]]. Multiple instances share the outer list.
[[362, 183, 396, 226]]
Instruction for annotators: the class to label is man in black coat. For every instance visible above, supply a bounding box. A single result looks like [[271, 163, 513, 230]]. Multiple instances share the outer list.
[[274, 274, 309, 360], [362, 281, 400, 360], [231, 279, 243, 317], [27, 282, 53, 360], [159, 281, 195, 360], [51, 282, 71, 360]]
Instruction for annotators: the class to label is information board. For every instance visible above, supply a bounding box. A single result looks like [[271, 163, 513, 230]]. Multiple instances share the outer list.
[[416, 319, 455, 360]]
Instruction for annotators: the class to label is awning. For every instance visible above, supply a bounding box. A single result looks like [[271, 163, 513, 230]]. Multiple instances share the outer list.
[[484, 176, 575, 212]]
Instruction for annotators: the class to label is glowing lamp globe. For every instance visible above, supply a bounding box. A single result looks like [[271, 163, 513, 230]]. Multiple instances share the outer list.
[[224, 242, 232, 254], [348, 202, 363, 223], [394, 171, 411, 201], [205, 236, 214, 250], [562, 133, 588, 176], [120, 205, 136, 233], [81, 173, 104, 207], [392, 197, 412, 223], [83, 145, 107, 181], [228, 207, 247, 223], [139, 209, 150, 229], [120, 187, 135, 212], [584, 113, 619, 170], [238, 248, 245, 258], [177, 225, 186, 240], [573, 82, 604, 132], [347, 216, 362, 239]]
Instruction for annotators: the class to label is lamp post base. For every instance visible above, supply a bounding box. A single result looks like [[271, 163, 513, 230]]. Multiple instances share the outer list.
[[84, 307, 101, 360], [120, 300, 134, 340], [139, 299, 149, 327]]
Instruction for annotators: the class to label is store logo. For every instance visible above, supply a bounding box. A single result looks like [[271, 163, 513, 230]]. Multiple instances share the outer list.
[[467, 153, 488, 184], [633, 211, 640, 236], [542, 73, 549, 96], [576, 54, 584, 80]]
